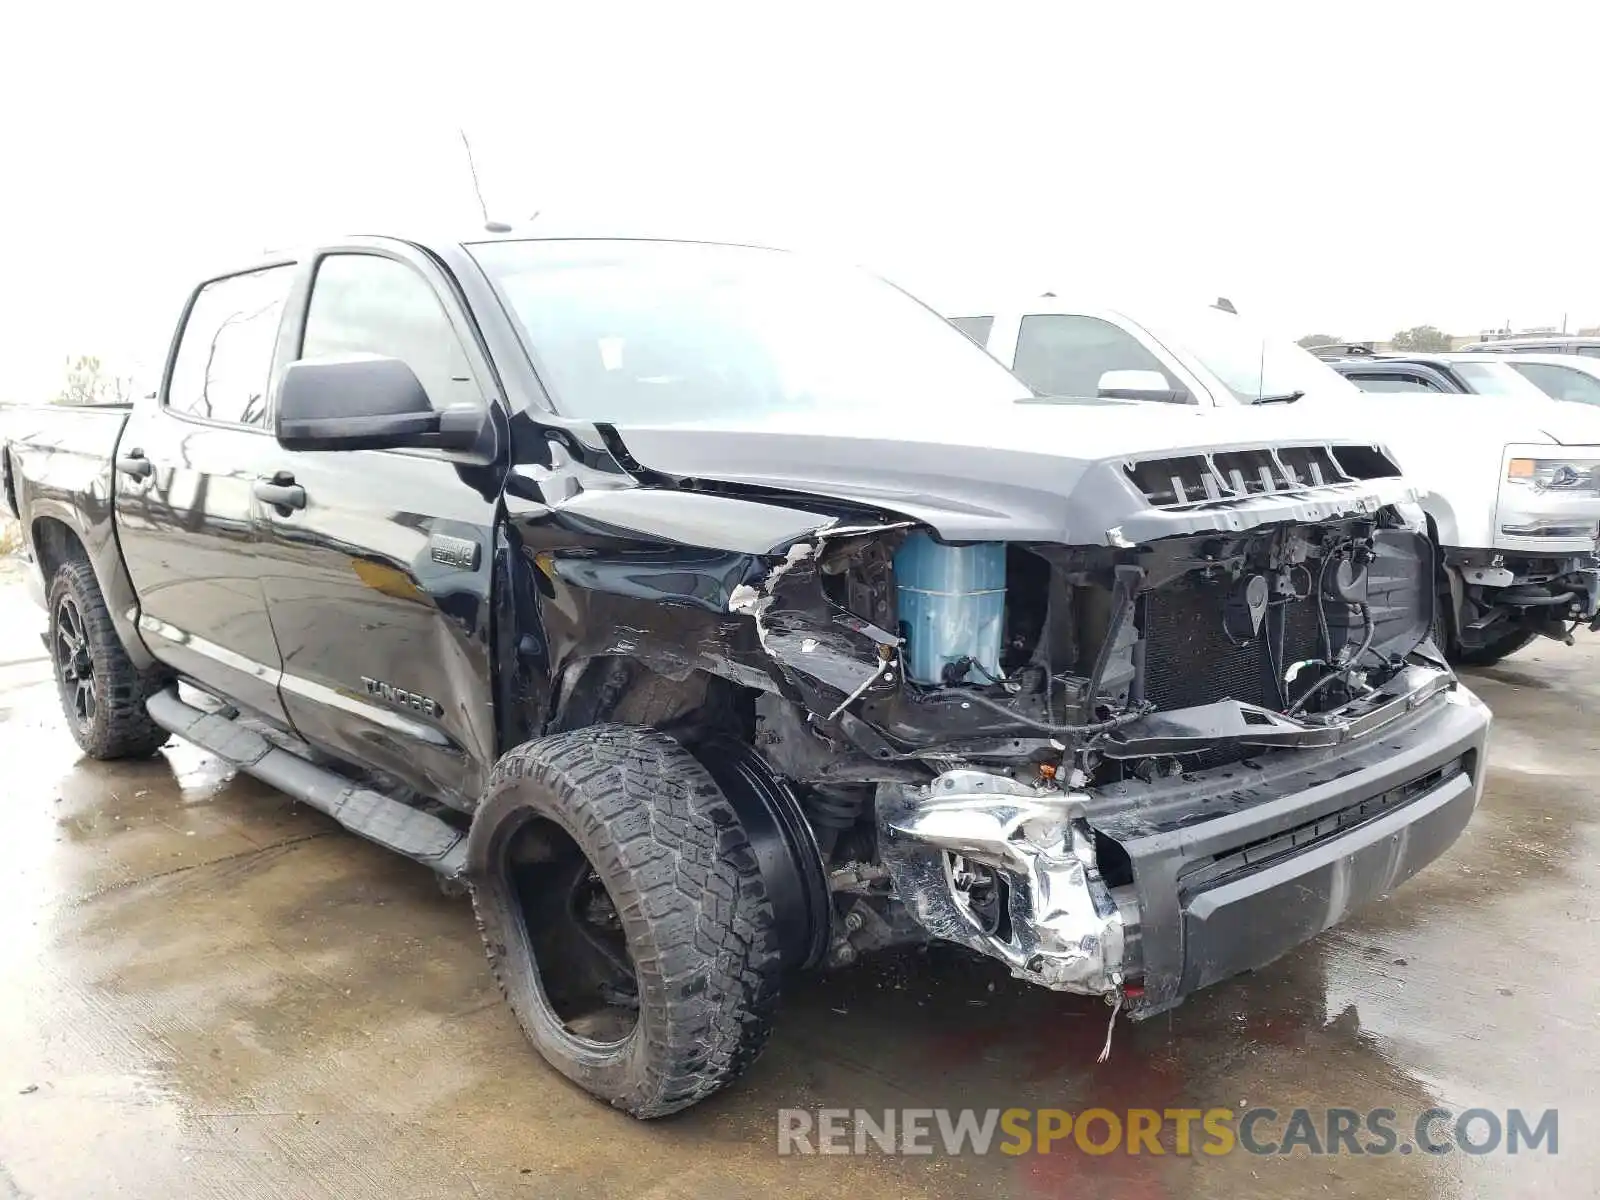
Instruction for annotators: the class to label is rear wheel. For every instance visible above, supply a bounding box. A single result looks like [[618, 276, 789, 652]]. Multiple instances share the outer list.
[[467, 724, 782, 1117], [48, 559, 168, 759]]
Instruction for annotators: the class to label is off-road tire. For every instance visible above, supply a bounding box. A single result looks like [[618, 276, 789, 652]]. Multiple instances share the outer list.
[[47, 559, 169, 759], [467, 724, 782, 1118]]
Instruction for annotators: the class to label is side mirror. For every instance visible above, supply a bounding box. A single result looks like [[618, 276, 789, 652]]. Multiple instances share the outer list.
[[275, 356, 484, 452], [1097, 368, 1187, 404]]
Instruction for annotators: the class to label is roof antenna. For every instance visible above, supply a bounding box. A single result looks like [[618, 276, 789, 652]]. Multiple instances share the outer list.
[[459, 129, 512, 234]]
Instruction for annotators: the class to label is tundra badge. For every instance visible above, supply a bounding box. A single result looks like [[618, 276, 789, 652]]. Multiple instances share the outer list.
[[361, 676, 443, 719]]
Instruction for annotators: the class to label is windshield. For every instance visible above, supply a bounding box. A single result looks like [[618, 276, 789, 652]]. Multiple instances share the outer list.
[[1451, 360, 1561, 403], [1137, 306, 1361, 403], [1509, 361, 1600, 406], [469, 240, 1031, 424]]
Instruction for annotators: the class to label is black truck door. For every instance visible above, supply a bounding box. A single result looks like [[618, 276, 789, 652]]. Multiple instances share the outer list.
[[113, 264, 296, 724], [254, 246, 501, 812]]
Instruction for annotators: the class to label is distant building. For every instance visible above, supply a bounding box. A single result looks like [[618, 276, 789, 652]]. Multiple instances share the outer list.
[[1474, 325, 1563, 344]]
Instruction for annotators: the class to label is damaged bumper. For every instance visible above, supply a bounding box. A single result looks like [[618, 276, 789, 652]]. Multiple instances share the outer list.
[[876, 669, 1490, 1012], [878, 772, 1129, 994]]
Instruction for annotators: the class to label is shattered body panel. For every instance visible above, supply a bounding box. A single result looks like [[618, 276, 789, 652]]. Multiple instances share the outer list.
[[877, 772, 1127, 994], [496, 399, 1489, 1020]]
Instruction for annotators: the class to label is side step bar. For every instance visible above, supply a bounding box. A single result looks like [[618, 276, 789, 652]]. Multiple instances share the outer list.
[[146, 687, 467, 878]]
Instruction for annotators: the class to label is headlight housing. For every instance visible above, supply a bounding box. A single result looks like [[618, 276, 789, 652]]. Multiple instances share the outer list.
[[1505, 458, 1600, 493], [1499, 448, 1600, 541]]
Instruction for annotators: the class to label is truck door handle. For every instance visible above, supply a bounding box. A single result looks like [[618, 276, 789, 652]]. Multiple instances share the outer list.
[[254, 473, 307, 513], [116, 449, 153, 478]]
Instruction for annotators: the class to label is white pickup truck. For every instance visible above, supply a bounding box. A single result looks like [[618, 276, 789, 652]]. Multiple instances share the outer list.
[[951, 302, 1600, 665]]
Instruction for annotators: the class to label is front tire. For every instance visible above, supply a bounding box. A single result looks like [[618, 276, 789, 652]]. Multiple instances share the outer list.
[[47, 559, 169, 759], [467, 724, 782, 1117], [1431, 587, 1536, 667], [1456, 627, 1537, 667]]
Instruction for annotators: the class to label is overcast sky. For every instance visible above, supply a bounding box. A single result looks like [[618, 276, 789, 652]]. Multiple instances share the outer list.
[[2, 1, 1596, 399]]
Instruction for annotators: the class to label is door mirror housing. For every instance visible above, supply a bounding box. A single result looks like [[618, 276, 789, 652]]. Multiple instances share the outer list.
[[275, 356, 485, 452], [1097, 368, 1187, 404]]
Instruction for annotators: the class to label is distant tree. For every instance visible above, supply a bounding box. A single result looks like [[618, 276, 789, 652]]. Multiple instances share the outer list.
[[1297, 334, 1342, 349], [54, 355, 133, 406], [1391, 325, 1453, 352]]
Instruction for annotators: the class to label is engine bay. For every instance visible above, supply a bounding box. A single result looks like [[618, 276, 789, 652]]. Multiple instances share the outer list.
[[729, 500, 1445, 1001], [743, 507, 1437, 791]]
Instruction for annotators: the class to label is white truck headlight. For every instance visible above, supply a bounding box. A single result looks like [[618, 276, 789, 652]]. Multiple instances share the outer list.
[[1499, 449, 1600, 541], [1505, 458, 1600, 494]]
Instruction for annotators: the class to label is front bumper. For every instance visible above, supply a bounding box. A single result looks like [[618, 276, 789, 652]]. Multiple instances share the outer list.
[[1445, 548, 1600, 643], [877, 670, 1491, 1014]]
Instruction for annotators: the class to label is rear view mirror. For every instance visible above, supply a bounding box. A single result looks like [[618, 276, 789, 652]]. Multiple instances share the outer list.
[[275, 356, 485, 452], [1098, 368, 1187, 404]]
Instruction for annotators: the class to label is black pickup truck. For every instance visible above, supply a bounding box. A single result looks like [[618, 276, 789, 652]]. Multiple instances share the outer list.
[[2, 232, 1490, 1117]]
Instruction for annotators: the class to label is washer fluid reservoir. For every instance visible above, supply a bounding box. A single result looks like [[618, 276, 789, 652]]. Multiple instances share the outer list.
[[893, 533, 1006, 686]]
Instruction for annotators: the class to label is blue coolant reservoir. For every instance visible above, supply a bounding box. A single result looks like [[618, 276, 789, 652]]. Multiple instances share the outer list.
[[894, 533, 1006, 685]]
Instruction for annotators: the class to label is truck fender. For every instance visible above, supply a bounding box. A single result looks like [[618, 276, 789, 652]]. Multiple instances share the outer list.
[[27, 500, 157, 671], [1418, 492, 1461, 549]]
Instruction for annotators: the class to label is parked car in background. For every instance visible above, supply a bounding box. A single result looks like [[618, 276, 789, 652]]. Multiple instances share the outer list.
[[950, 300, 1600, 665], [1462, 336, 1600, 358], [1321, 352, 1564, 405], [1483, 353, 1600, 408]]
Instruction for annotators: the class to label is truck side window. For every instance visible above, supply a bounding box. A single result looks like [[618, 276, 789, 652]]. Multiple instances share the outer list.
[[1012, 314, 1186, 401], [166, 265, 295, 427], [1350, 373, 1444, 393], [300, 254, 482, 411], [949, 315, 994, 346], [1513, 362, 1600, 406]]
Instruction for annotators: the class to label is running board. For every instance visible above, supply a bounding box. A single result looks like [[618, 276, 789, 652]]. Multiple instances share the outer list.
[[146, 687, 467, 878]]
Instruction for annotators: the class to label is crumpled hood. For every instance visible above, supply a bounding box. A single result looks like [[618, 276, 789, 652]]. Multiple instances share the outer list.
[[606, 400, 1413, 545]]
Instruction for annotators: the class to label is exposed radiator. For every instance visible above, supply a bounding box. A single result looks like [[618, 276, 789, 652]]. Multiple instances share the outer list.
[[1141, 575, 1325, 714]]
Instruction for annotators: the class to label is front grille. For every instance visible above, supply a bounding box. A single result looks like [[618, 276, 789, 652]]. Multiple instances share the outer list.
[[1277, 445, 1346, 488], [1125, 456, 1228, 507], [1142, 575, 1325, 714], [1177, 756, 1468, 895], [1331, 444, 1402, 481], [1123, 443, 1401, 510]]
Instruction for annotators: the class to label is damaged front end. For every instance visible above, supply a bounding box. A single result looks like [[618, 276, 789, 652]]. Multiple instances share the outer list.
[[877, 773, 1129, 994], [731, 442, 1488, 1016]]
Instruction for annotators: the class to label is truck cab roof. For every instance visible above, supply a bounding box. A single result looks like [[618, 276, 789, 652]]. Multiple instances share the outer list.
[[1461, 336, 1600, 357]]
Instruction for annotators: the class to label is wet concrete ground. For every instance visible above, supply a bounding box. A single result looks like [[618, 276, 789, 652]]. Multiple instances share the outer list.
[[0, 564, 1594, 1199]]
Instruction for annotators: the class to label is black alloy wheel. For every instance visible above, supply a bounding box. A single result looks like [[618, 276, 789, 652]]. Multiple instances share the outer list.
[[54, 591, 98, 734]]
